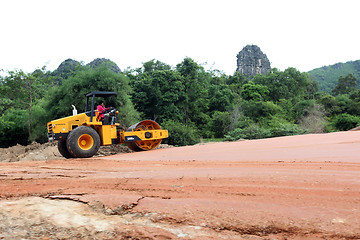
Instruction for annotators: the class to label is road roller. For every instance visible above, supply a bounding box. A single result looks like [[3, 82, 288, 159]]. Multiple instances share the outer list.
[[47, 91, 168, 158]]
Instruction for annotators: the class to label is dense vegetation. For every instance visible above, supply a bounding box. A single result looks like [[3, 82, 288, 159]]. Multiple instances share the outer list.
[[308, 60, 360, 93], [1, 58, 359, 148]]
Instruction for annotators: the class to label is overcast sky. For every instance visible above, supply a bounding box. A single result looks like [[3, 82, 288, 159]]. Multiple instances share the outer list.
[[0, 0, 359, 75]]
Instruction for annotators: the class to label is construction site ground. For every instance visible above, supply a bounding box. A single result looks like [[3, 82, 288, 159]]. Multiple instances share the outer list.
[[0, 131, 359, 239]]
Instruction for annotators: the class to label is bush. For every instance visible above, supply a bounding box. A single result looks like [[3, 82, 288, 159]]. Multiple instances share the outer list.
[[0, 108, 28, 147], [209, 111, 231, 138], [298, 104, 326, 133], [294, 99, 316, 120], [225, 124, 271, 141], [29, 100, 49, 143], [269, 122, 305, 137], [332, 113, 360, 131], [161, 120, 199, 146], [241, 101, 282, 120], [225, 119, 305, 141]]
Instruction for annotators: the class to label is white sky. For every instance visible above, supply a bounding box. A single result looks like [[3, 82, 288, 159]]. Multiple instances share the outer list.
[[0, 0, 359, 75]]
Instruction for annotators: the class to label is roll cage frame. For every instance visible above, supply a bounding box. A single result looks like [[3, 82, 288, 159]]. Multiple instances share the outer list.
[[85, 91, 117, 122]]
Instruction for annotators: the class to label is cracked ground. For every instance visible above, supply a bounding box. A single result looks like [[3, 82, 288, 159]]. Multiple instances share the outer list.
[[0, 131, 360, 239]]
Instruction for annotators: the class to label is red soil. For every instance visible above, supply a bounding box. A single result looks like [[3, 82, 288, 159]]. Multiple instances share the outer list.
[[0, 131, 359, 239]]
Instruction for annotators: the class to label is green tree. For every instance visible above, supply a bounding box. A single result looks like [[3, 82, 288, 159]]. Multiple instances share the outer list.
[[332, 113, 360, 131], [131, 69, 185, 122], [293, 99, 316, 121], [176, 58, 210, 126], [241, 100, 282, 120], [0, 97, 12, 116], [253, 68, 312, 102], [0, 67, 51, 140], [332, 74, 358, 96], [46, 64, 139, 127], [209, 111, 231, 138], [335, 94, 354, 116], [128, 59, 172, 78], [0, 108, 28, 147], [208, 84, 235, 113], [240, 82, 269, 101], [318, 94, 338, 115], [348, 89, 360, 115], [30, 99, 50, 143], [227, 72, 249, 96], [142, 59, 171, 72]]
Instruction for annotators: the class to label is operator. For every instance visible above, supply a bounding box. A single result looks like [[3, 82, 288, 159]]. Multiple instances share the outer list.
[[97, 101, 112, 120], [97, 101, 115, 124]]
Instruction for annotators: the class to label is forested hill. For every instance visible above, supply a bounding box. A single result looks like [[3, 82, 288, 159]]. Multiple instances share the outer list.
[[308, 60, 360, 93], [1, 56, 360, 148]]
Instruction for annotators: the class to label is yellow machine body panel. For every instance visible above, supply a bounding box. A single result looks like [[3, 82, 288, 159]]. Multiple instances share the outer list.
[[97, 125, 118, 145], [119, 129, 168, 143], [47, 113, 89, 141], [47, 112, 117, 145]]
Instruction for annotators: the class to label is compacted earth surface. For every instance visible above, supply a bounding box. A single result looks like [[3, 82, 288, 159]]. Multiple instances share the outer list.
[[0, 131, 359, 239]]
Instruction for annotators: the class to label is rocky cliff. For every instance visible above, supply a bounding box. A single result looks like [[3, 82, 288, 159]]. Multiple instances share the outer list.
[[87, 58, 121, 73], [52, 58, 122, 84], [236, 45, 271, 76], [54, 59, 81, 77], [51, 59, 81, 84]]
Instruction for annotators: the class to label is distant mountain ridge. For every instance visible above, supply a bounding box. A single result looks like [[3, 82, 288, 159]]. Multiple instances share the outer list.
[[308, 60, 360, 93], [51, 58, 121, 84]]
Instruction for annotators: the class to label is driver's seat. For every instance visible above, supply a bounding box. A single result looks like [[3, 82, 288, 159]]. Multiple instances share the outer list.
[[95, 110, 102, 122]]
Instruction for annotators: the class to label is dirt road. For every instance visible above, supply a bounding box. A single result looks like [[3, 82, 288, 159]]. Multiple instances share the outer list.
[[0, 131, 359, 239]]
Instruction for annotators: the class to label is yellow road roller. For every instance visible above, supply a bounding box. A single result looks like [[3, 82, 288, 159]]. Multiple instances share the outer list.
[[47, 91, 168, 158]]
